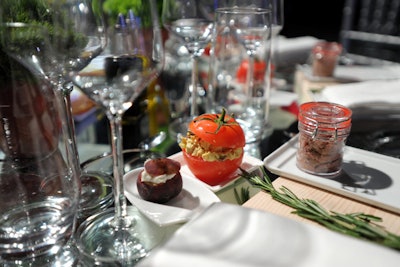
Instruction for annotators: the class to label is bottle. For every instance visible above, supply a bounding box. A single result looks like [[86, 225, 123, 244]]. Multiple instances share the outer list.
[[145, 77, 175, 154], [122, 87, 148, 149], [122, 77, 173, 154], [147, 78, 171, 138]]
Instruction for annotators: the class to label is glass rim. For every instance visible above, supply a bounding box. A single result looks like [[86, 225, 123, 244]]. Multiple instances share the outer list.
[[80, 148, 162, 169], [312, 41, 343, 55], [215, 7, 271, 15], [298, 101, 352, 129]]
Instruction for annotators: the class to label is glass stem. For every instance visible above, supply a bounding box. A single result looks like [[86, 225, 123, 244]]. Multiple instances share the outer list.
[[190, 55, 199, 117], [246, 55, 255, 103], [60, 83, 82, 176], [271, 32, 279, 76], [108, 113, 128, 221], [54, 85, 81, 197], [57, 83, 82, 233]]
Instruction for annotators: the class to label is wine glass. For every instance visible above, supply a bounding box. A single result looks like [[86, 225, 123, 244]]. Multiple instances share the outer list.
[[1, 0, 106, 160], [209, 7, 272, 157], [0, 25, 81, 265], [46, 0, 112, 222], [70, 0, 165, 264], [269, 0, 284, 80], [270, 0, 284, 36], [217, 0, 283, 83], [162, 0, 215, 138], [229, 7, 271, 98], [46, 0, 106, 145], [0, 0, 109, 223]]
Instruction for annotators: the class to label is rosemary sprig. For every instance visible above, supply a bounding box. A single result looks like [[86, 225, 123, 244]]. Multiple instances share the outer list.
[[234, 186, 250, 205], [240, 167, 400, 251]]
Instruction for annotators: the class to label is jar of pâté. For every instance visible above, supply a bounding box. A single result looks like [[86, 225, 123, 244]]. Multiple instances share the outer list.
[[296, 102, 352, 176]]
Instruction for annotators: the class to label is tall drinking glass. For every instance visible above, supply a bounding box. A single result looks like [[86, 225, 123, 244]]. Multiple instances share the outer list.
[[208, 7, 272, 157], [71, 0, 165, 264], [0, 48, 80, 264]]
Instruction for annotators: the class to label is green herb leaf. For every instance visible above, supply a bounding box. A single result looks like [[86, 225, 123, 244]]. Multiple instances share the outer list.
[[234, 186, 250, 205]]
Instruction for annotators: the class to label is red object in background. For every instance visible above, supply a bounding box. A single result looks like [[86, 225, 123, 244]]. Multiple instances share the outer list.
[[281, 101, 299, 116], [270, 63, 275, 79], [236, 59, 267, 83], [203, 43, 211, 56]]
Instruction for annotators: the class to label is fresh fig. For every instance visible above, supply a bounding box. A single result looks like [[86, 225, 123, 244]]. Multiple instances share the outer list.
[[137, 158, 183, 203], [144, 158, 180, 176]]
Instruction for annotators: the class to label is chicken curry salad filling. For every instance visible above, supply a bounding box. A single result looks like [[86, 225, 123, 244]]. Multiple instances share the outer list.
[[179, 132, 243, 162]]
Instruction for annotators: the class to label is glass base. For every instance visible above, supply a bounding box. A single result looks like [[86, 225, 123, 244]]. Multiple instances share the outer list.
[[75, 206, 166, 266], [235, 118, 264, 144], [1, 242, 80, 267], [81, 149, 163, 176], [296, 162, 343, 178], [77, 171, 114, 224], [244, 142, 261, 159], [168, 116, 196, 142]]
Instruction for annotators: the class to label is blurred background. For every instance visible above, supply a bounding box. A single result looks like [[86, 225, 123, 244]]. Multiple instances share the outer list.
[[282, 0, 346, 41]]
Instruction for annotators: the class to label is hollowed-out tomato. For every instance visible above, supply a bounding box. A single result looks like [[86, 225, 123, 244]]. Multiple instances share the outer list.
[[180, 110, 245, 186], [182, 151, 244, 186]]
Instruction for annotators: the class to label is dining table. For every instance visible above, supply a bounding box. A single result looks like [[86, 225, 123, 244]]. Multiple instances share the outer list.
[[68, 36, 400, 267]]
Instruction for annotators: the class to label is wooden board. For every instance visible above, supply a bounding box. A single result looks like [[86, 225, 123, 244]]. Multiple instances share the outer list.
[[243, 177, 400, 236]]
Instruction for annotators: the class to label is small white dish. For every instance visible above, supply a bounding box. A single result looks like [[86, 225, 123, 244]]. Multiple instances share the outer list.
[[264, 135, 400, 214], [124, 168, 220, 226]]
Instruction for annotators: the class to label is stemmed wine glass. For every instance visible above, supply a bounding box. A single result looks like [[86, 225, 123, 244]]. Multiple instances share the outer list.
[[71, 0, 165, 264], [270, 0, 284, 37], [46, 0, 113, 222], [210, 7, 272, 157], [232, 7, 271, 99], [46, 0, 106, 151], [39, 0, 109, 221], [269, 0, 284, 79], [2, 0, 106, 159], [0, 0, 109, 221], [218, 0, 283, 81], [162, 0, 215, 138]]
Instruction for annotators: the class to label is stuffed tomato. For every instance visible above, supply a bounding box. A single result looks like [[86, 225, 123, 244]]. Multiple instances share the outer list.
[[179, 110, 245, 186]]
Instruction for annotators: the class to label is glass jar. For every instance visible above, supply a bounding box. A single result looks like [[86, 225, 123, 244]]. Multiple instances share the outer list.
[[296, 102, 352, 176], [311, 41, 342, 77]]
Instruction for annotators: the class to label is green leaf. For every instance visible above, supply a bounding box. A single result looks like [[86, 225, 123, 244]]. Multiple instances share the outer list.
[[234, 187, 250, 205]]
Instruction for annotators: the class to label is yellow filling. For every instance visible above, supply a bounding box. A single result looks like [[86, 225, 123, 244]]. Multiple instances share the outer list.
[[179, 133, 243, 162]]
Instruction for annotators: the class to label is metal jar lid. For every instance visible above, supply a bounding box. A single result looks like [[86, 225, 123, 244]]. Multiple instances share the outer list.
[[298, 102, 352, 139]]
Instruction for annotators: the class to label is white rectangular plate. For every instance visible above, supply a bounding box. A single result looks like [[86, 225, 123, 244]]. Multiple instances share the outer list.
[[264, 135, 400, 214]]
